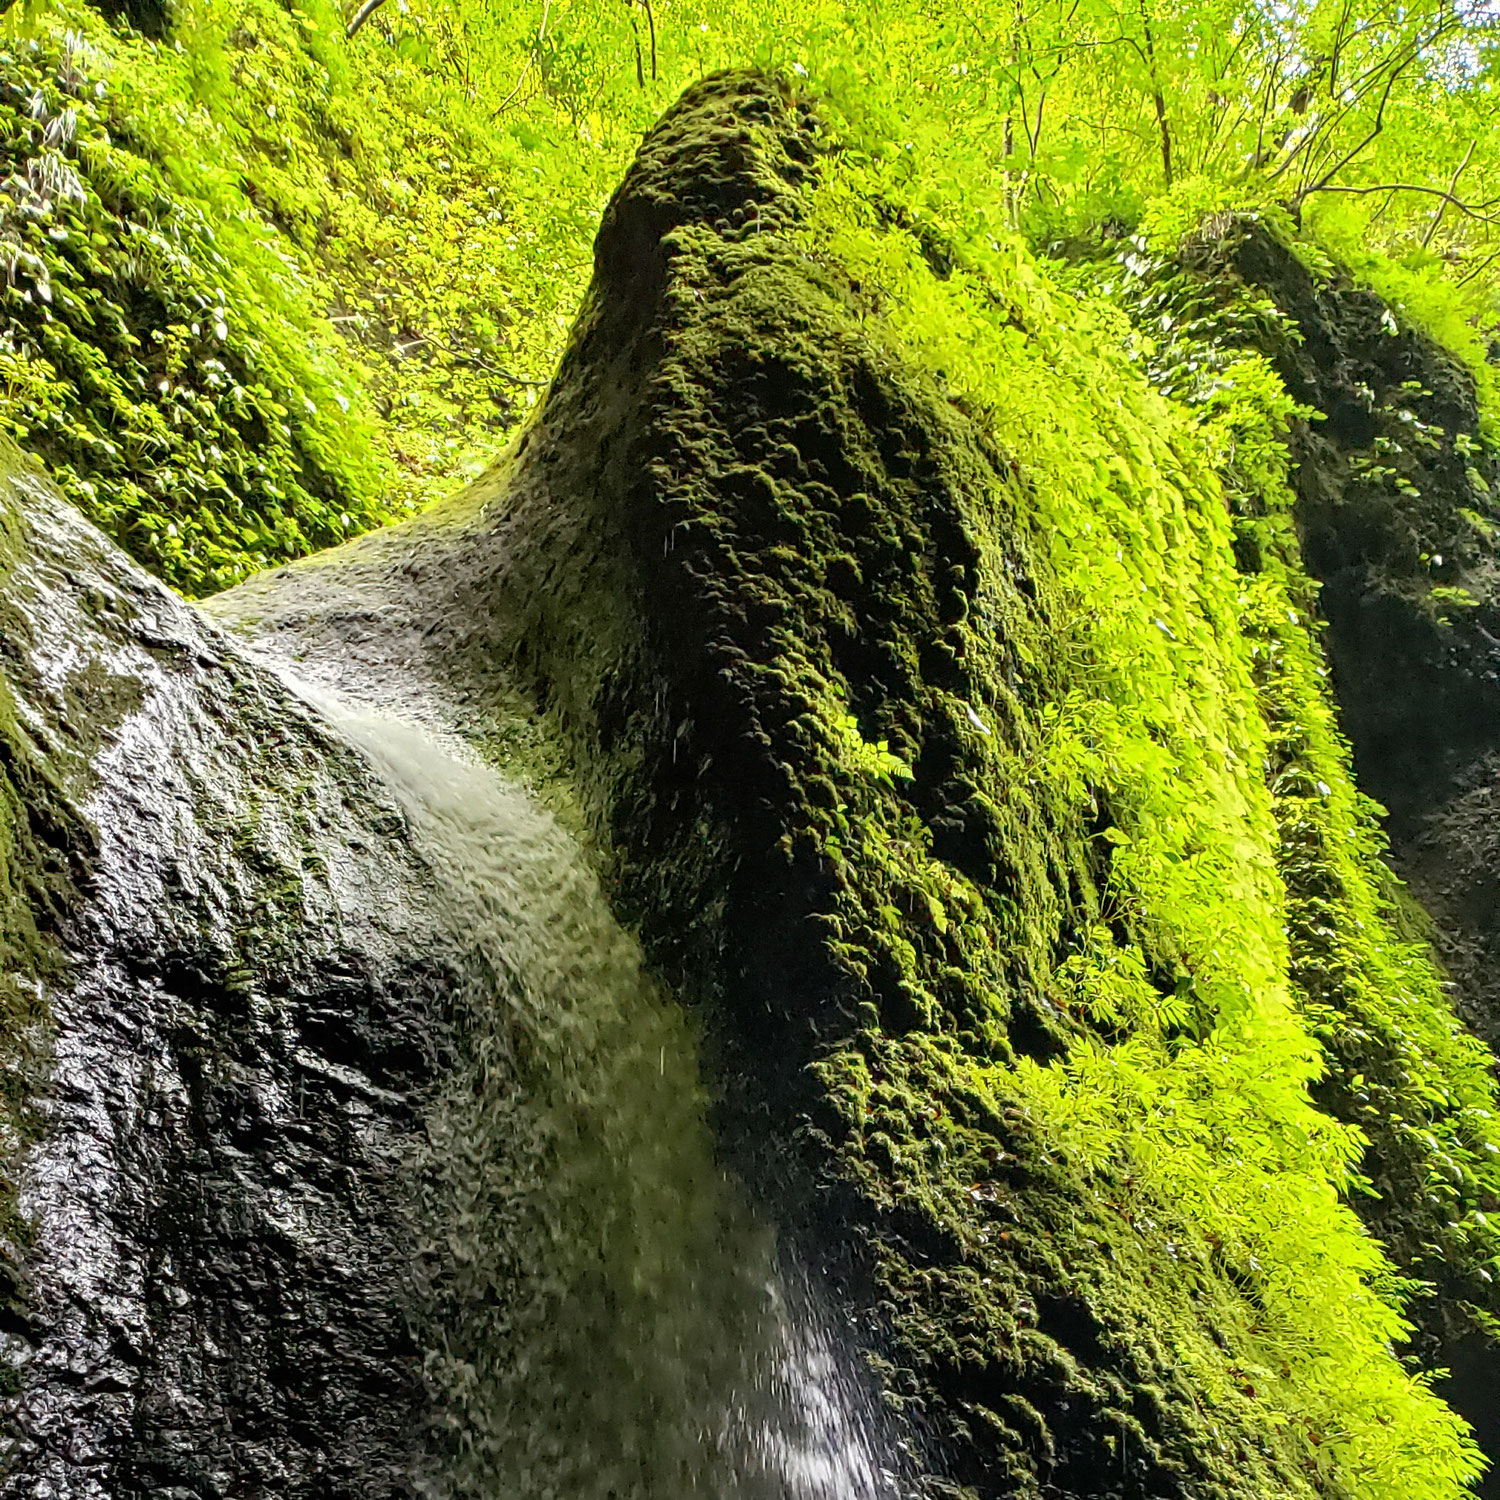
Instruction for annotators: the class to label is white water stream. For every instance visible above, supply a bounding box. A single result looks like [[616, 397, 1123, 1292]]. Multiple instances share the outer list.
[[321, 703, 899, 1499]]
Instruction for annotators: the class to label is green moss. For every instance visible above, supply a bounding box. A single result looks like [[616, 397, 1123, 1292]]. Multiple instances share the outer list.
[[0, 0, 615, 595], [1070, 220, 1500, 1374], [0, 23, 395, 594], [486, 72, 1489, 1499]]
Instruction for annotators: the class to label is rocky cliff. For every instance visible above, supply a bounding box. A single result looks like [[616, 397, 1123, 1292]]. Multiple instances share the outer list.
[[2, 70, 1499, 1500]]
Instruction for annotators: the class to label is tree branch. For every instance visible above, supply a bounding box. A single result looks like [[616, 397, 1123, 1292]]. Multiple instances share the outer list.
[[1138, 0, 1172, 187], [1271, 8, 1462, 192], [1422, 137, 1476, 248], [345, 0, 387, 40], [1297, 180, 1500, 228], [1457, 247, 1500, 288], [495, 0, 552, 117], [626, 0, 658, 89], [1284, 50, 1405, 198]]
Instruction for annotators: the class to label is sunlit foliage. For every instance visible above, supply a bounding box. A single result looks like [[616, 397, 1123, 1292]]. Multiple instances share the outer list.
[[1, 0, 1500, 1494], [3, 0, 1497, 588]]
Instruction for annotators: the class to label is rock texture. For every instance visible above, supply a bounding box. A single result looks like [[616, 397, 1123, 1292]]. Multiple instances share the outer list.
[[1147, 223, 1500, 1480], [1260, 239, 1500, 1492], [224, 73, 1446, 1499], [0, 453, 454, 1496]]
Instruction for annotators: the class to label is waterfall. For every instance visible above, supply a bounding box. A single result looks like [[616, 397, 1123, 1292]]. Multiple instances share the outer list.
[[321, 704, 900, 1499]]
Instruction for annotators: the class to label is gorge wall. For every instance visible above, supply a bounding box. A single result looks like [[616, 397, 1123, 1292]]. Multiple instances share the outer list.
[[2, 68, 1500, 1500]]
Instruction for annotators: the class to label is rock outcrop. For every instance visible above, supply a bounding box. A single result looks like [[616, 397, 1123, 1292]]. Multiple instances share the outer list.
[[0, 453, 449, 1495], [1120, 220, 1500, 1483]]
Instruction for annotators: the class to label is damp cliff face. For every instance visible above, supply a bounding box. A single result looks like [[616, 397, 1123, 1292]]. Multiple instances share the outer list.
[[1088, 216, 1500, 1482], [1228, 227, 1500, 1059], [0, 454, 452, 1494], [1212, 222, 1500, 1483], [0, 444, 902, 1500], [6, 68, 1500, 1500]]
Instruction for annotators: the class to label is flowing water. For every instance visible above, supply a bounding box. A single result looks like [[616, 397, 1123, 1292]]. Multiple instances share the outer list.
[[323, 704, 900, 1499]]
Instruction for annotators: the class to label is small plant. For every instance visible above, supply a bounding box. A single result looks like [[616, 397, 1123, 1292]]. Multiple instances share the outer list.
[[833, 711, 913, 784]]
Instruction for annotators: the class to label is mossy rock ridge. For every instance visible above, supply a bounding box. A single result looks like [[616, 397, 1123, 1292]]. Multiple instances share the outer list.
[[204, 74, 1500, 1499], [1246, 224, 1500, 1490], [1148, 217, 1500, 1486], [1209, 227, 1500, 838], [426, 72, 1341, 1500]]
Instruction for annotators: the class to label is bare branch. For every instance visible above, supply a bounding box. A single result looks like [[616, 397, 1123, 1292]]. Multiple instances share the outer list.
[[1138, 0, 1172, 186], [345, 0, 387, 39], [629, 5, 644, 88], [625, 0, 659, 89], [1285, 45, 1408, 198], [1297, 181, 1500, 228], [1271, 7, 1464, 191], [1422, 137, 1477, 247], [495, 0, 552, 117], [1457, 247, 1500, 288]]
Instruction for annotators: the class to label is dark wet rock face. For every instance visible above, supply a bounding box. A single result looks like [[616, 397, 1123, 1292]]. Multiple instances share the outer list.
[[0, 461, 452, 1497], [1206, 228, 1500, 1073]]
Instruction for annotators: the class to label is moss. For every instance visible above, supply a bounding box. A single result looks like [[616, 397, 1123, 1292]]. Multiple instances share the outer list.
[[481, 71, 1490, 1499], [1060, 214, 1500, 1484], [0, 28, 396, 595]]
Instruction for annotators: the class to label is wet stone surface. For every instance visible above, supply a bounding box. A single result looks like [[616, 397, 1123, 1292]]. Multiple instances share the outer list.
[[0, 469, 458, 1498], [0, 441, 906, 1500]]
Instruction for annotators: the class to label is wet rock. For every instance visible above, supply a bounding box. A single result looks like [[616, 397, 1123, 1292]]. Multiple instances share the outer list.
[[0, 454, 455, 1497], [217, 73, 1366, 1500]]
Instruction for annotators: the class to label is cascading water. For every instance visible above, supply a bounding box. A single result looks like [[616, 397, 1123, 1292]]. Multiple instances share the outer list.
[[0, 471, 902, 1497], [319, 703, 900, 1498]]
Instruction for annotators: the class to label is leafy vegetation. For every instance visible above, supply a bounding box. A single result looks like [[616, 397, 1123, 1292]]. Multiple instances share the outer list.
[[787, 168, 1495, 1495], [3, 0, 1499, 588], [0, 23, 388, 591], [3, 0, 1500, 1495], [1079, 221, 1500, 1355]]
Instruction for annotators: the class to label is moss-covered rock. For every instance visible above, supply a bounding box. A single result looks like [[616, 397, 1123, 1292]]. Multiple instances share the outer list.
[[279, 73, 1475, 1499], [1078, 217, 1500, 1478], [1220, 221, 1500, 1491], [10, 65, 1500, 1500]]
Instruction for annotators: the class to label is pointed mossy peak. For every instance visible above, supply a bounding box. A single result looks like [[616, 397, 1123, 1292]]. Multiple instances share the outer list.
[[439, 71, 1496, 1500]]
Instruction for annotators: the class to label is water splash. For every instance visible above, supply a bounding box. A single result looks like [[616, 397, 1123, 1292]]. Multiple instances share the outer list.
[[322, 703, 899, 1499]]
